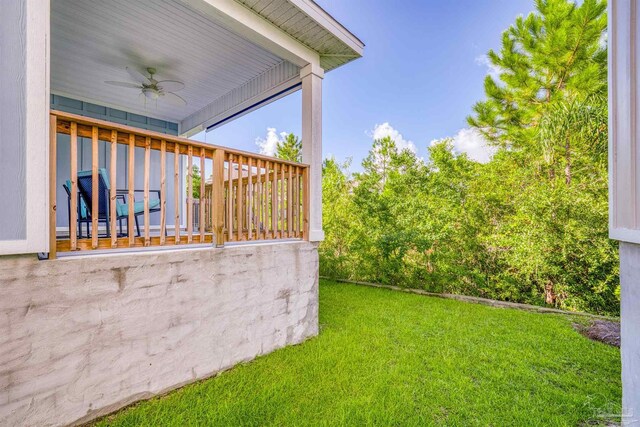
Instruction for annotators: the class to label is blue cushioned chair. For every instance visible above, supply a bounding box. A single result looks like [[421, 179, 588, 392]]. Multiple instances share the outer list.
[[63, 180, 91, 239], [71, 168, 162, 238]]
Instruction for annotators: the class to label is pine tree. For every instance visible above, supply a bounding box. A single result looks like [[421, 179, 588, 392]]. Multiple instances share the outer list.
[[361, 136, 397, 187], [275, 133, 302, 162], [468, 0, 607, 147]]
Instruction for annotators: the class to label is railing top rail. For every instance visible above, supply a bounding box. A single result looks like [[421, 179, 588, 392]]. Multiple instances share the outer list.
[[51, 109, 309, 168]]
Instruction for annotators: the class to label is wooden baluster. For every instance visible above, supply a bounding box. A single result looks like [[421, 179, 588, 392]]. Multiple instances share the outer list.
[[49, 115, 58, 259], [109, 130, 118, 248], [248, 157, 253, 240], [128, 134, 135, 247], [272, 161, 278, 238], [227, 154, 234, 241], [144, 137, 151, 246], [265, 162, 270, 239], [91, 126, 99, 249], [263, 161, 268, 240], [69, 122, 78, 251], [263, 161, 268, 239], [236, 155, 244, 241], [210, 150, 215, 234], [292, 165, 298, 238], [200, 148, 206, 242], [256, 159, 262, 240], [287, 164, 293, 238], [160, 140, 167, 245], [187, 146, 193, 244], [280, 163, 285, 237], [213, 149, 225, 247], [303, 166, 310, 240], [295, 166, 300, 238], [174, 143, 180, 244]]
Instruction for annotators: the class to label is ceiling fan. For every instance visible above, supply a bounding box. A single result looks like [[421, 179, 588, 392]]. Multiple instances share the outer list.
[[105, 67, 187, 107]]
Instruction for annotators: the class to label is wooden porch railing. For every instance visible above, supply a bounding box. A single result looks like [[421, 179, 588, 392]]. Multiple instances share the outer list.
[[49, 110, 308, 258]]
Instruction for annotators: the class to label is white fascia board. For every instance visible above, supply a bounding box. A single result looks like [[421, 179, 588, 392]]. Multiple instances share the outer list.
[[179, 0, 321, 69], [288, 0, 364, 57]]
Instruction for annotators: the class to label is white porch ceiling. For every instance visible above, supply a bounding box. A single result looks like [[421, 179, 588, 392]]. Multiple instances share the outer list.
[[51, 0, 294, 124]]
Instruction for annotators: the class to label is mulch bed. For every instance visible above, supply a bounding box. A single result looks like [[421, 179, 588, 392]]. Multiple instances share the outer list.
[[574, 320, 620, 347]]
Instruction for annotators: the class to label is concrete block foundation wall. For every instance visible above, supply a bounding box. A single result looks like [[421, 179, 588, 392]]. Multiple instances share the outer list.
[[0, 241, 319, 426]]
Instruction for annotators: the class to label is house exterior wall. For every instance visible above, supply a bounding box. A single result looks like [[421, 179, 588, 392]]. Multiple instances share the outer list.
[[0, 0, 27, 242], [0, 0, 49, 255], [0, 241, 319, 427]]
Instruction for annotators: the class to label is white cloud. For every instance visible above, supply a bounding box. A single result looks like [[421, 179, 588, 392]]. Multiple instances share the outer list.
[[475, 54, 503, 81], [450, 128, 495, 163], [370, 122, 417, 153], [255, 127, 289, 156]]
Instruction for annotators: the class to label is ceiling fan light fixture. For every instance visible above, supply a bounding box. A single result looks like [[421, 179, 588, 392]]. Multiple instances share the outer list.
[[143, 88, 160, 100]]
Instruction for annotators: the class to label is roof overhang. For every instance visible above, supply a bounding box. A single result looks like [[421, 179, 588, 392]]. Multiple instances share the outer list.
[[235, 0, 365, 71]]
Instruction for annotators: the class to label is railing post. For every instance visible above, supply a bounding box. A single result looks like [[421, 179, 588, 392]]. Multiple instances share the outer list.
[[160, 140, 167, 245], [70, 123, 78, 251], [213, 149, 225, 247], [200, 148, 206, 242], [48, 114, 57, 259], [187, 146, 193, 244], [302, 166, 310, 240], [128, 134, 135, 247], [144, 136, 151, 247], [91, 126, 99, 250], [109, 130, 118, 248]]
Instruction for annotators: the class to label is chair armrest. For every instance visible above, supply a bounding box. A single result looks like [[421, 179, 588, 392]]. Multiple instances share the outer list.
[[116, 189, 161, 200]]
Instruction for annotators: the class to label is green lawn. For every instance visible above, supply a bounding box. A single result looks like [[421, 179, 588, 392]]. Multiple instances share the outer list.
[[96, 280, 621, 426]]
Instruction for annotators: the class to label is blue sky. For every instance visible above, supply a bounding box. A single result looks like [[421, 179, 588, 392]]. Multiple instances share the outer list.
[[198, 0, 535, 169]]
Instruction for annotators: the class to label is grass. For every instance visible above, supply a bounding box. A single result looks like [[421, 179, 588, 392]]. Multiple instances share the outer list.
[[96, 280, 621, 426]]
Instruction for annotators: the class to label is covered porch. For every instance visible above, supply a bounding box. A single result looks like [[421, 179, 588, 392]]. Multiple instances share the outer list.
[[43, 0, 362, 258]]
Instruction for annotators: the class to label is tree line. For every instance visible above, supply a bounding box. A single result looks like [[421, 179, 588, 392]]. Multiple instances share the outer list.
[[279, 0, 616, 315]]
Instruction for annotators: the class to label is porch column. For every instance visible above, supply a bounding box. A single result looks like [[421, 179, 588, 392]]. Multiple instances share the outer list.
[[300, 64, 324, 242]]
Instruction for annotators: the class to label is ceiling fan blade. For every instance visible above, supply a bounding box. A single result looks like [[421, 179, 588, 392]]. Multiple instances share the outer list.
[[104, 81, 141, 89], [163, 92, 187, 106], [126, 66, 150, 84], [157, 80, 185, 92]]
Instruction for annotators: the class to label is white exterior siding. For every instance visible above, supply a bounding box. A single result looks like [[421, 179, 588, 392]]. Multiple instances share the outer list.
[[0, 0, 27, 241], [0, 0, 50, 255]]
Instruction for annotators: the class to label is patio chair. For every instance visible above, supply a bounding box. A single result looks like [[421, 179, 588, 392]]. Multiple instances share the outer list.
[[63, 181, 91, 239], [75, 168, 162, 238]]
